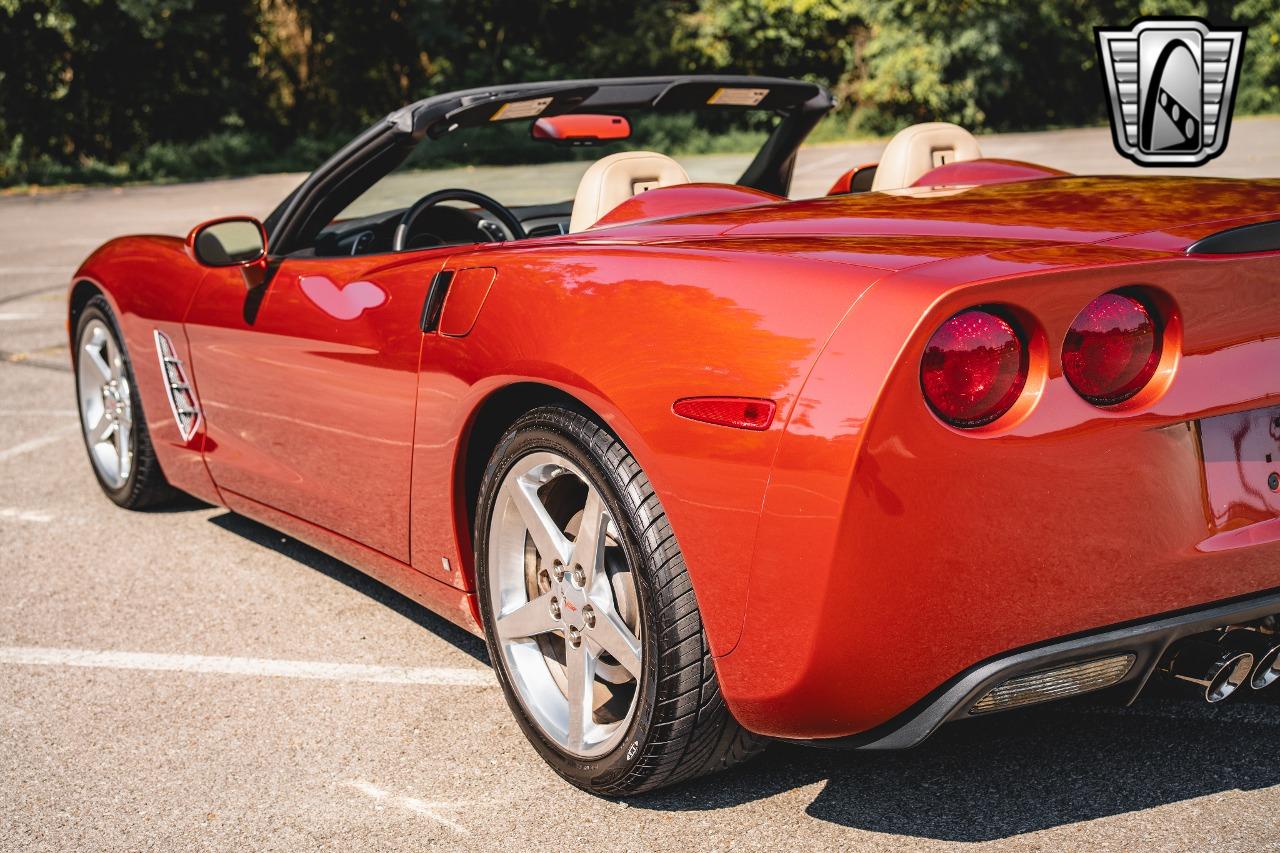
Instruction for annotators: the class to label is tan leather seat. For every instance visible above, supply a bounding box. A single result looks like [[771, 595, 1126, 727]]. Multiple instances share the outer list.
[[870, 122, 982, 192], [569, 151, 690, 232]]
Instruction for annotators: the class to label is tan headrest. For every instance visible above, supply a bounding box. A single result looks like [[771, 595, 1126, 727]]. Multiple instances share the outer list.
[[569, 151, 690, 233], [870, 122, 982, 192]]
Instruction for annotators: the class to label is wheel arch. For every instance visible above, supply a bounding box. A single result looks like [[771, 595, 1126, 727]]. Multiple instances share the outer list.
[[455, 381, 609, 592], [68, 277, 106, 341]]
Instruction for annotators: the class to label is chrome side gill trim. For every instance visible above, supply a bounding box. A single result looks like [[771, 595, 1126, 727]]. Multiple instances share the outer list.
[[152, 329, 202, 442]]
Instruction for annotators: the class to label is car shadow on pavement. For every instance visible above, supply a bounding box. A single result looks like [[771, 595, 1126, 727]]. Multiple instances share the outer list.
[[195, 510, 1280, 840], [631, 696, 1280, 841], [207, 511, 489, 665], [137, 492, 218, 513]]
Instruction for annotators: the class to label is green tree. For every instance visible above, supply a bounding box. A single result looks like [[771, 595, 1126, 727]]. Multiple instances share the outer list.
[[2, 0, 1277, 186], [1, 0, 262, 182]]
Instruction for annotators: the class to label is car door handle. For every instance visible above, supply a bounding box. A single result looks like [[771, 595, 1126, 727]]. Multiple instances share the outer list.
[[419, 269, 455, 333]]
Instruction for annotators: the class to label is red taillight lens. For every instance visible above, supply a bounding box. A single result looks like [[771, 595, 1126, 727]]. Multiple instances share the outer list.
[[1062, 292, 1160, 405], [921, 309, 1028, 427]]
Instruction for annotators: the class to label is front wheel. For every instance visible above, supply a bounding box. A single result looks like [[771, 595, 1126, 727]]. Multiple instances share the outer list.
[[475, 405, 764, 795], [73, 295, 176, 508]]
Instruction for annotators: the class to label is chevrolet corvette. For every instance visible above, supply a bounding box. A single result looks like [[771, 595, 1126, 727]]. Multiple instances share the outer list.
[[68, 75, 1280, 795]]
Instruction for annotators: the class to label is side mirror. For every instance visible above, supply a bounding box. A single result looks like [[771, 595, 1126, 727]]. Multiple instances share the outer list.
[[531, 114, 631, 146], [188, 217, 267, 267]]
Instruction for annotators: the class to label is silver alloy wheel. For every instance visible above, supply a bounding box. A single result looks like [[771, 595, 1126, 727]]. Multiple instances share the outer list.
[[488, 451, 643, 759], [76, 318, 134, 490]]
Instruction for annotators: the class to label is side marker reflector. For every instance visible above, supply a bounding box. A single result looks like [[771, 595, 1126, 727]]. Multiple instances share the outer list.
[[969, 654, 1136, 714], [673, 397, 776, 431]]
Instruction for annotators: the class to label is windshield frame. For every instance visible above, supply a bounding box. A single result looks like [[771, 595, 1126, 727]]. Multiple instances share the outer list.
[[264, 75, 833, 257]]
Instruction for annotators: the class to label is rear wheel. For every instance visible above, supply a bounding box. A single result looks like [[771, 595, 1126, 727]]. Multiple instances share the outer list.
[[475, 405, 764, 795], [74, 296, 175, 508]]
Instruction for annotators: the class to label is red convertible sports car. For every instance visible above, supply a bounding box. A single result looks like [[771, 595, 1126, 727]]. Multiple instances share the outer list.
[[70, 75, 1280, 795]]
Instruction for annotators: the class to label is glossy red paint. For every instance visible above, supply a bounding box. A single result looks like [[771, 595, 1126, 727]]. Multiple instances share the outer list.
[[911, 158, 1070, 188], [70, 172, 1280, 742], [407, 244, 872, 625], [438, 267, 496, 337], [183, 251, 449, 561], [725, 244, 1280, 738]]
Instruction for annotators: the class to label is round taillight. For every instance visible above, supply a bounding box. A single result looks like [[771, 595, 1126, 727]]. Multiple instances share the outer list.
[[1062, 292, 1161, 405], [921, 309, 1028, 427]]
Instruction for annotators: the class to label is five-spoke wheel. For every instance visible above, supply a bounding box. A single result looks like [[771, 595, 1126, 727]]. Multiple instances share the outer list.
[[73, 295, 174, 508], [77, 317, 134, 490], [476, 405, 763, 795], [489, 451, 644, 758]]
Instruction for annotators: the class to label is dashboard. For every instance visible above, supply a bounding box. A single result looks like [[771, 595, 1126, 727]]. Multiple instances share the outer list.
[[313, 201, 571, 257]]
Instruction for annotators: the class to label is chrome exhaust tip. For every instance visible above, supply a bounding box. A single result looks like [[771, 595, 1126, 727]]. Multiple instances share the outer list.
[[1220, 629, 1280, 690], [1160, 638, 1254, 703], [1252, 644, 1280, 690]]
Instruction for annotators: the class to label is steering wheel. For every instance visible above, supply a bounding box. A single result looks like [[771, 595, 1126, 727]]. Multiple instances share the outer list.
[[393, 188, 526, 252]]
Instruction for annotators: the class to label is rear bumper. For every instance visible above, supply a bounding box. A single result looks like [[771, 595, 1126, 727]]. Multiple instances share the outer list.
[[788, 586, 1280, 750]]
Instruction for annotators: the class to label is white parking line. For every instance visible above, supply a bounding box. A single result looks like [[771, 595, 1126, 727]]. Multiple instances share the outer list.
[[0, 424, 78, 462], [0, 508, 53, 522], [0, 646, 495, 686], [345, 781, 467, 833]]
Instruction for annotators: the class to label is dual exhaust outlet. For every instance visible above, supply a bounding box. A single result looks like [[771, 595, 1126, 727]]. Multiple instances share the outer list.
[[1160, 628, 1280, 703]]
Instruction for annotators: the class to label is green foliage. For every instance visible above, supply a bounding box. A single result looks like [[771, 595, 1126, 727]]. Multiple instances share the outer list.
[[1234, 0, 1280, 111], [1, 0, 1277, 187], [846, 0, 1280, 133]]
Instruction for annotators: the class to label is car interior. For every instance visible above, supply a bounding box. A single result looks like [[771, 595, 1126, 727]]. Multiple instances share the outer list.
[[310, 114, 699, 257], [306, 113, 986, 259]]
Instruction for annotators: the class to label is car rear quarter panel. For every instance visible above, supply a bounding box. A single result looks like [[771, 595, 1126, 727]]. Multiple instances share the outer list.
[[71, 236, 219, 504], [720, 243, 1280, 738], [412, 244, 884, 653]]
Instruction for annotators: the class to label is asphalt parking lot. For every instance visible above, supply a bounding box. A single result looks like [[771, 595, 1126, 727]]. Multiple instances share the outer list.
[[3, 121, 1280, 851]]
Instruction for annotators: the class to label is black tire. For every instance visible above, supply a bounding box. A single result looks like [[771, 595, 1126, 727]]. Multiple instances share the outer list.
[[73, 295, 177, 509], [475, 404, 766, 795]]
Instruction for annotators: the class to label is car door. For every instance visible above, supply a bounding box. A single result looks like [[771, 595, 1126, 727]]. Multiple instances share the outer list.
[[183, 250, 452, 562]]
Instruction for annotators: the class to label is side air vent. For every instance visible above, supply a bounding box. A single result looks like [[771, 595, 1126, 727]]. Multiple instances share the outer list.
[[1186, 220, 1280, 255], [153, 330, 202, 442]]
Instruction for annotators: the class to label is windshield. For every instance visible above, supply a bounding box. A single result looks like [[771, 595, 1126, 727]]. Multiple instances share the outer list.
[[335, 109, 776, 220]]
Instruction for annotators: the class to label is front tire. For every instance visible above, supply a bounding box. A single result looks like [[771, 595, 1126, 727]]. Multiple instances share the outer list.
[[475, 405, 764, 795], [73, 295, 176, 508]]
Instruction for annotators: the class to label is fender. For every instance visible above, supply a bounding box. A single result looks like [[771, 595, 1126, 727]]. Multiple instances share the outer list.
[[69, 236, 219, 504], [411, 243, 885, 655]]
